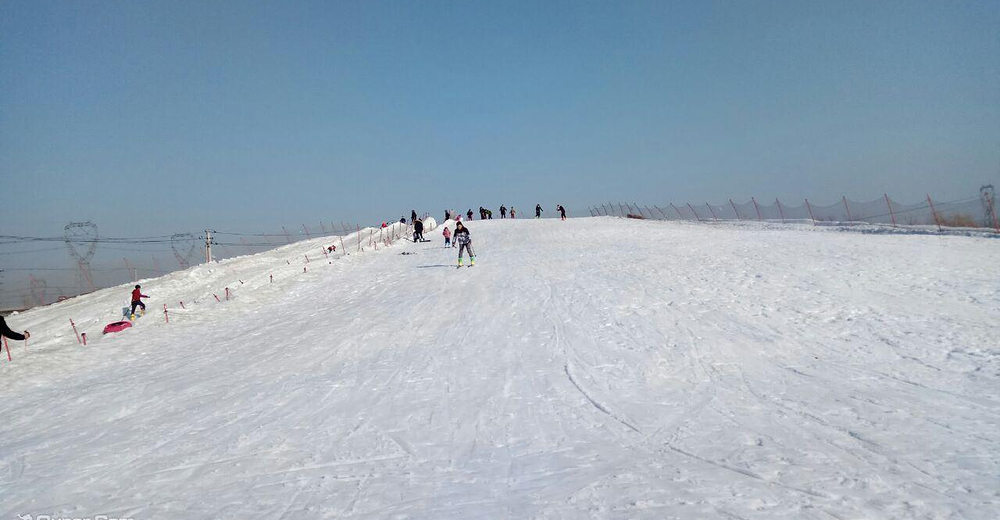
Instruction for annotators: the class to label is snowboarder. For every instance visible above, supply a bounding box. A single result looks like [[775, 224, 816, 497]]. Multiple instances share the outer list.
[[453, 221, 475, 267], [535, 204, 543, 218], [0, 315, 30, 344], [442, 225, 452, 247], [130, 285, 148, 317], [413, 218, 425, 242], [557, 205, 567, 220], [500, 205, 507, 218]]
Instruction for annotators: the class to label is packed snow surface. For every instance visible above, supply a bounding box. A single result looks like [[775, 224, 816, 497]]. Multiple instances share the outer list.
[[1, 217, 998, 519]]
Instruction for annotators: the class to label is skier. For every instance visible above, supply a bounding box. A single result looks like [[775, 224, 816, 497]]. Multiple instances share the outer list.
[[411, 209, 417, 222], [413, 218, 425, 242], [535, 204, 543, 218], [487, 209, 493, 219], [557, 205, 567, 220], [453, 221, 475, 267], [0, 315, 30, 345], [500, 205, 507, 218], [442, 225, 452, 247], [510, 206, 517, 219], [467, 209, 474, 220], [130, 285, 148, 317]]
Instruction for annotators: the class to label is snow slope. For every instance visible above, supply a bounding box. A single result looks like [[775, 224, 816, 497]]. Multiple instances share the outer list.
[[1, 217, 998, 519]]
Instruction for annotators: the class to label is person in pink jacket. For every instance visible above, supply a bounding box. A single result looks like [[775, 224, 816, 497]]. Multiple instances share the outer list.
[[442, 225, 452, 247]]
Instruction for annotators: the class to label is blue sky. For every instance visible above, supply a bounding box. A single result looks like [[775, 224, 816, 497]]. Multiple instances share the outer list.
[[2, 0, 998, 239]]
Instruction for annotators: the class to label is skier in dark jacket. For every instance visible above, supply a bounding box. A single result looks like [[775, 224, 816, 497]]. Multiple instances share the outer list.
[[131, 285, 148, 316], [557, 205, 566, 220], [500, 205, 507, 218], [0, 315, 29, 343], [467, 209, 474, 220], [411, 210, 417, 222], [413, 219, 424, 242], [535, 204, 543, 218], [453, 221, 475, 267]]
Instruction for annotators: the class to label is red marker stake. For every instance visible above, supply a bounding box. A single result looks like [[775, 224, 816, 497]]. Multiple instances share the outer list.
[[70, 318, 81, 344], [164, 304, 169, 323], [214, 294, 221, 302], [179, 301, 185, 309], [82, 333, 87, 345], [4, 337, 10, 362]]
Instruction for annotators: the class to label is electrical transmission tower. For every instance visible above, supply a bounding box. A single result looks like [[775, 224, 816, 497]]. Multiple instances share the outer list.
[[64, 221, 98, 294]]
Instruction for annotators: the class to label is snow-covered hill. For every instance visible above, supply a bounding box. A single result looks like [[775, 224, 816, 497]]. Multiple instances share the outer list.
[[1, 217, 997, 519]]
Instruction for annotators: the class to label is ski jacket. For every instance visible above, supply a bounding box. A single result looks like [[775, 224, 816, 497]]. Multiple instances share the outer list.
[[454, 227, 471, 245], [131, 288, 148, 302], [0, 316, 25, 341], [442, 227, 451, 238], [414, 220, 423, 232]]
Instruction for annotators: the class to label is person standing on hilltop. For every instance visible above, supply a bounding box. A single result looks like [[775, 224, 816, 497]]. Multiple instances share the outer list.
[[0, 315, 30, 345], [411, 209, 417, 222], [510, 206, 517, 219], [557, 205, 567, 220], [467, 209, 474, 220], [453, 221, 475, 268], [535, 204, 543, 218], [500, 205, 507, 218]]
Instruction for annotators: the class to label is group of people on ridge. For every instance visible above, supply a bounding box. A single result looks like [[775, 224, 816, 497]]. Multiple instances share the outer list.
[[443, 204, 566, 222]]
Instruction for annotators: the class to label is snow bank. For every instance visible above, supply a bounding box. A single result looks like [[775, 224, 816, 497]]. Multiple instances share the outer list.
[[420, 216, 437, 232]]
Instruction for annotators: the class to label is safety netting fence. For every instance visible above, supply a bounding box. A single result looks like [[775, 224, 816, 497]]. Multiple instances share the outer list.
[[586, 192, 1000, 233]]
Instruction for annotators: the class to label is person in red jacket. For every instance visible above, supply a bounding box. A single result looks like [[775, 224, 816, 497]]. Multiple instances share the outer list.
[[131, 285, 149, 316]]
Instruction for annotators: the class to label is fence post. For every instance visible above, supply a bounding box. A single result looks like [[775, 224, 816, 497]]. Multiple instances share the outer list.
[[214, 294, 221, 302], [70, 318, 81, 344], [180, 301, 185, 309], [805, 199, 816, 224], [669, 203, 684, 219], [705, 203, 718, 221], [884, 194, 897, 227], [775, 198, 785, 223], [686, 203, 702, 221], [644, 206, 657, 220], [729, 199, 741, 220], [81, 333, 86, 346], [842, 196, 853, 222], [618, 202, 625, 216], [282, 226, 292, 244], [356, 225, 361, 251], [751, 197, 762, 221], [653, 205, 668, 219], [225, 287, 230, 300], [163, 304, 169, 323], [926, 195, 942, 231]]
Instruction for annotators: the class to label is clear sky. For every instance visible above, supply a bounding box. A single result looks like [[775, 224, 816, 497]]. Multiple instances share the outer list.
[[2, 0, 998, 238]]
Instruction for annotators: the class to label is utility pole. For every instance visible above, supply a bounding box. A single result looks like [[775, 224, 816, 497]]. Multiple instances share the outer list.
[[205, 230, 213, 263]]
